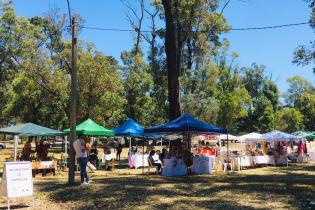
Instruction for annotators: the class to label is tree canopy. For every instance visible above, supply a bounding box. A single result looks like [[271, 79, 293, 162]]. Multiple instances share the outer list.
[[0, 1, 314, 134]]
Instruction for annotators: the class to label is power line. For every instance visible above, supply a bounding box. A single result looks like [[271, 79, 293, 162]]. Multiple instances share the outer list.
[[231, 22, 311, 31], [81, 21, 312, 33]]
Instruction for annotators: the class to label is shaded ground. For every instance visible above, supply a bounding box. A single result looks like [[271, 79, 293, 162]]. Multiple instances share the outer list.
[[0, 163, 314, 210]]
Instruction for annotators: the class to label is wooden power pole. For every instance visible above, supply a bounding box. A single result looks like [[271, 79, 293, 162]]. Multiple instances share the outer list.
[[68, 16, 77, 185]]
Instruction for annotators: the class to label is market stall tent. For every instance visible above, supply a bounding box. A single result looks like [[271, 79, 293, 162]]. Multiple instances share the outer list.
[[144, 113, 227, 176], [0, 123, 64, 136], [144, 113, 227, 134], [114, 118, 160, 137], [305, 134, 315, 141], [238, 132, 262, 141], [113, 118, 160, 162], [114, 118, 144, 137], [64, 118, 114, 136], [292, 130, 313, 137], [0, 123, 64, 161], [260, 130, 302, 142]]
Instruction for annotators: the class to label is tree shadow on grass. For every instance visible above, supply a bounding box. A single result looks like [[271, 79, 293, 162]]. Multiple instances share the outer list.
[[36, 164, 315, 210], [0, 205, 30, 210]]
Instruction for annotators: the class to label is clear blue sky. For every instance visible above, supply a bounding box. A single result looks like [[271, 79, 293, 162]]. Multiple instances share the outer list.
[[11, 0, 315, 96]]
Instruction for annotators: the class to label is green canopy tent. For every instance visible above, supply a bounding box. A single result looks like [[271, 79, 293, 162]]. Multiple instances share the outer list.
[[0, 123, 64, 161], [305, 134, 315, 141], [63, 118, 114, 136]]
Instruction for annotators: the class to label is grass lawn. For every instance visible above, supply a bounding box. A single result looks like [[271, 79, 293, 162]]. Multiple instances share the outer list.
[[1, 163, 314, 210]]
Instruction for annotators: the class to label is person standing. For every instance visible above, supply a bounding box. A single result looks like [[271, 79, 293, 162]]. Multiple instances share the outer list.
[[116, 142, 122, 161], [36, 140, 48, 160], [73, 134, 90, 184], [22, 139, 33, 161]]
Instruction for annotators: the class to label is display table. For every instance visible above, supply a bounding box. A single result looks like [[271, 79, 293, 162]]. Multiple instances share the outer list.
[[162, 158, 186, 176], [254, 155, 275, 165], [129, 154, 149, 168], [309, 152, 315, 161], [239, 156, 252, 167], [192, 156, 212, 174], [240, 155, 275, 167], [32, 160, 56, 177]]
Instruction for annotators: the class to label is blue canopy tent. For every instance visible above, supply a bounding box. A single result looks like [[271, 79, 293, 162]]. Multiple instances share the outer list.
[[144, 113, 228, 175], [114, 118, 145, 137], [113, 118, 160, 155], [144, 113, 228, 153], [144, 113, 227, 134], [113, 118, 161, 173]]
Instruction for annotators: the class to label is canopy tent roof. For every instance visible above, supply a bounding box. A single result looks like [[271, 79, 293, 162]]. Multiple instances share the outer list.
[[113, 118, 159, 137], [219, 134, 239, 140], [0, 123, 64, 136], [305, 134, 315, 140], [292, 130, 314, 137], [246, 130, 302, 142], [144, 113, 227, 134], [64, 118, 114, 136], [238, 132, 262, 141]]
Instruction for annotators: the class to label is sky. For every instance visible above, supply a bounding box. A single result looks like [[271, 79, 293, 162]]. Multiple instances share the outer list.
[[10, 0, 315, 96]]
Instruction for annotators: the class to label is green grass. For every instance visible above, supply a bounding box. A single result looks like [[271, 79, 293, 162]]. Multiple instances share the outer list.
[[20, 163, 315, 210]]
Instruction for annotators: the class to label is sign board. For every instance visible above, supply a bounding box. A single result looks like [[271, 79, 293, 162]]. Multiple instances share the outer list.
[[1, 162, 33, 199]]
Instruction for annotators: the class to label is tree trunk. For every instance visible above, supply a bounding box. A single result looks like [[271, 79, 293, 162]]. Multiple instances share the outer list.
[[162, 0, 181, 121]]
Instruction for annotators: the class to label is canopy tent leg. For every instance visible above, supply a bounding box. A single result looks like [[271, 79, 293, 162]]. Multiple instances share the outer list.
[[160, 137, 163, 151], [227, 133, 229, 173], [64, 136, 68, 154], [142, 136, 144, 175], [14, 135, 18, 161], [129, 137, 131, 159]]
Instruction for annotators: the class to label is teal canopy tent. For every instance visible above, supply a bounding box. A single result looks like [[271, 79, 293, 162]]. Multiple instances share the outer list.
[[0, 123, 64, 136], [0, 123, 64, 161]]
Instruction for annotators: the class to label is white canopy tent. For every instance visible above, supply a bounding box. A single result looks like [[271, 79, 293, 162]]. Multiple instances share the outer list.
[[245, 130, 303, 142], [238, 132, 262, 142]]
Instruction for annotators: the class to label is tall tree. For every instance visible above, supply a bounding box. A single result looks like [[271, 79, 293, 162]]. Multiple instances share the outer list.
[[285, 76, 315, 107], [293, 0, 315, 73], [161, 0, 181, 120], [275, 107, 304, 133]]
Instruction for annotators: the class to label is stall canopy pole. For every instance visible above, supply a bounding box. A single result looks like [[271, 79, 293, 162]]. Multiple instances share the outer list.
[[65, 136, 68, 154], [227, 133, 229, 172], [14, 135, 18, 161], [142, 136, 144, 175], [129, 137, 131, 159], [160, 137, 163, 151]]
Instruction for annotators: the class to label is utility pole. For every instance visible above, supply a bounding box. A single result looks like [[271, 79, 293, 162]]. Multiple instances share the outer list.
[[68, 15, 77, 185]]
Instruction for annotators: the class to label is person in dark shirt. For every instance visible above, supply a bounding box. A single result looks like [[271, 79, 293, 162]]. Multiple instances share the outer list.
[[116, 142, 122, 161], [36, 140, 48, 160], [89, 145, 99, 169], [159, 148, 167, 164]]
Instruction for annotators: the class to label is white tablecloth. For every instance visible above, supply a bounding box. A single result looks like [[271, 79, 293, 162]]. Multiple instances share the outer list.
[[239, 156, 252, 167], [308, 152, 315, 161], [192, 156, 212, 174], [240, 155, 275, 167], [254, 155, 275, 165], [129, 154, 149, 168], [162, 158, 186, 176]]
